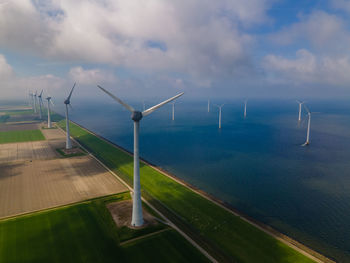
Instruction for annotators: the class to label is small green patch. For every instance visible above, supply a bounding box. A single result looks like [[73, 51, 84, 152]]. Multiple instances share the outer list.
[[55, 147, 87, 158], [42, 126, 58, 129], [0, 129, 45, 144]]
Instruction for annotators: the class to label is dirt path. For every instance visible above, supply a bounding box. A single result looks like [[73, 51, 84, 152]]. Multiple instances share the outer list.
[[119, 228, 171, 246]]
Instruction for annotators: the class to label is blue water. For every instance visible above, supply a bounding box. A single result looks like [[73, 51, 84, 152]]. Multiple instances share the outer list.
[[59, 99, 350, 262]]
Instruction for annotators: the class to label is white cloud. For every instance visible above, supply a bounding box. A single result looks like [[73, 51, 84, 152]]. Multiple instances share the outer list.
[[0, 0, 274, 84], [270, 10, 350, 54], [331, 0, 350, 13], [0, 54, 14, 79], [69, 67, 117, 85], [263, 49, 350, 86], [0, 53, 66, 98]]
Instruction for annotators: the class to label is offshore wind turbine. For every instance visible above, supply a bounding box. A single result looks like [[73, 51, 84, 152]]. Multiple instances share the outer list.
[[215, 104, 224, 129], [46, 96, 54, 128], [38, 90, 44, 120], [97, 85, 184, 227], [296, 100, 304, 122], [244, 100, 247, 118], [302, 105, 319, 146], [64, 83, 76, 150], [207, 99, 210, 113]]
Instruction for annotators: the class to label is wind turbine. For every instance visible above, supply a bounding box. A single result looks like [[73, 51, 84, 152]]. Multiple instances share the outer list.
[[38, 90, 44, 120], [244, 100, 247, 118], [296, 100, 304, 122], [207, 99, 210, 113], [215, 104, 224, 129], [64, 83, 76, 150], [33, 91, 38, 114], [97, 85, 184, 227], [302, 105, 319, 146], [46, 96, 54, 128]]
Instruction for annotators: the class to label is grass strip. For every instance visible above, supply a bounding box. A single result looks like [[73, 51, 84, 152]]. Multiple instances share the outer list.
[[0, 129, 45, 144], [58, 120, 316, 263]]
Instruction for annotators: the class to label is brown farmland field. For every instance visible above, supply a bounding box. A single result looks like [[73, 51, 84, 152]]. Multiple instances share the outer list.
[[0, 122, 127, 219]]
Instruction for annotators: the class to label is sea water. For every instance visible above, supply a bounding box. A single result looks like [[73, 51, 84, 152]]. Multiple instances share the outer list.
[[60, 99, 350, 262]]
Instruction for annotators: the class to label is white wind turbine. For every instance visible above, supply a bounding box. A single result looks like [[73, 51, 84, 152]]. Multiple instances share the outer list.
[[244, 100, 248, 118], [207, 99, 210, 113], [46, 96, 54, 128], [97, 85, 184, 227], [38, 90, 44, 120], [302, 105, 319, 146], [64, 83, 76, 150], [215, 104, 224, 129], [296, 100, 304, 122]]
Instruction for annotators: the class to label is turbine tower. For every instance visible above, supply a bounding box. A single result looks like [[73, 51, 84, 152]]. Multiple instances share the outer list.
[[38, 90, 44, 120], [215, 104, 224, 129], [171, 102, 175, 121], [296, 100, 304, 122], [244, 100, 247, 118], [207, 99, 210, 113], [64, 83, 76, 150], [302, 105, 319, 146], [29, 91, 34, 112], [33, 91, 37, 114], [46, 96, 54, 128], [97, 85, 184, 227]]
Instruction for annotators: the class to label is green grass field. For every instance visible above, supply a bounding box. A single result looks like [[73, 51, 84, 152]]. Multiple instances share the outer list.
[[3, 110, 33, 116], [0, 193, 209, 263], [58, 120, 316, 263], [0, 129, 45, 144]]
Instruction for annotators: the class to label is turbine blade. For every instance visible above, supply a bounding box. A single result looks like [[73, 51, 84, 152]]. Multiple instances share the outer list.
[[97, 85, 134, 112], [303, 104, 310, 113], [142, 92, 184, 117], [67, 83, 76, 101], [40, 89, 43, 97], [296, 100, 301, 104]]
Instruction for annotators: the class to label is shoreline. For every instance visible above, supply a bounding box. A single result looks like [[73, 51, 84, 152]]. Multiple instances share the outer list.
[[68, 119, 335, 263]]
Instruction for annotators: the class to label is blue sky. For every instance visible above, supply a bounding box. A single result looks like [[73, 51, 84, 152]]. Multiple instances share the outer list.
[[0, 0, 350, 101]]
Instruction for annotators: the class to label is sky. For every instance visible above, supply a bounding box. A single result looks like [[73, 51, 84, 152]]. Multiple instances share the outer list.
[[1, 0, 350, 101]]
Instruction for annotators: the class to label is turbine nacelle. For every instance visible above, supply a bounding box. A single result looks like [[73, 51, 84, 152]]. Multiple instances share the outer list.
[[131, 111, 143, 122]]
